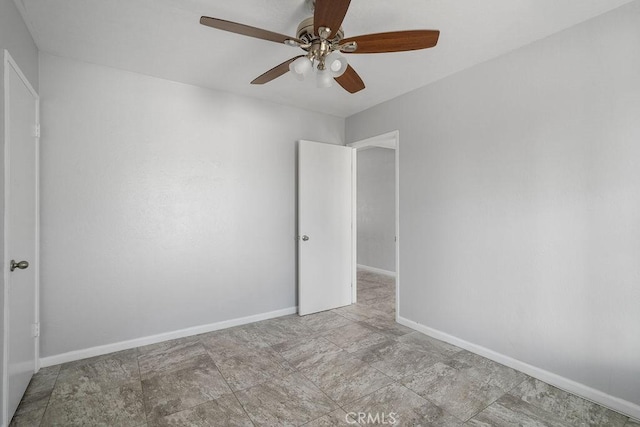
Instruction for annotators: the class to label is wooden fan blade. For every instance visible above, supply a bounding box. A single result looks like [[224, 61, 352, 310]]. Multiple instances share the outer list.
[[314, 0, 351, 39], [334, 65, 365, 94], [341, 30, 440, 54], [200, 16, 303, 45], [251, 56, 304, 85]]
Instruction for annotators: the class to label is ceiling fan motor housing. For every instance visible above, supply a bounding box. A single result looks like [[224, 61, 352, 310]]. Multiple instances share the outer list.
[[296, 17, 344, 45], [296, 17, 345, 69]]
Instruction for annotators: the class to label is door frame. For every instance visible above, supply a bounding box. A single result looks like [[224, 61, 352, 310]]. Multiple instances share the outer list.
[[348, 130, 400, 320], [3, 49, 40, 425]]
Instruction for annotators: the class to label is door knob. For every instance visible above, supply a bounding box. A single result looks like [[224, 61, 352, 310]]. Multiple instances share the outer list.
[[10, 260, 29, 272], [301, 235, 309, 241]]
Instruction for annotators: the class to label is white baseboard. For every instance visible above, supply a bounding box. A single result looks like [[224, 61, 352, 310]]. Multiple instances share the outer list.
[[357, 264, 396, 277], [397, 316, 640, 421], [40, 306, 298, 368]]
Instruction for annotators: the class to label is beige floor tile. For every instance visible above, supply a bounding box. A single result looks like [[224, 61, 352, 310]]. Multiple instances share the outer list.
[[303, 409, 358, 426], [215, 347, 294, 391], [467, 392, 569, 427], [322, 322, 388, 353], [273, 336, 347, 371], [297, 310, 356, 333], [300, 356, 393, 406], [51, 349, 139, 401], [344, 383, 462, 427], [138, 339, 209, 380], [14, 365, 60, 417], [510, 377, 629, 426], [142, 358, 231, 421], [236, 372, 338, 427], [199, 326, 266, 363], [401, 361, 508, 421], [9, 406, 47, 427], [151, 393, 252, 427], [42, 381, 145, 427]]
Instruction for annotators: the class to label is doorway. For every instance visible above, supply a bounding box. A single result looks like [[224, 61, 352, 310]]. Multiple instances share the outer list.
[[348, 131, 399, 320]]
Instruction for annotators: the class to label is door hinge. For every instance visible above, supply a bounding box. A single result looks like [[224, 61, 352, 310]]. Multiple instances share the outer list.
[[34, 124, 41, 138], [32, 323, 40, 337]]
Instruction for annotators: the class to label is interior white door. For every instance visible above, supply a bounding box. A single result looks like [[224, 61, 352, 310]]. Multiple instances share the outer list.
[[298, 140, 353, 316], [4, 52, 38, 423]]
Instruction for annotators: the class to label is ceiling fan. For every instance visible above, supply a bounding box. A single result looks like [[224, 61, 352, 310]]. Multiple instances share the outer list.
[[200, 0, 440, 94]]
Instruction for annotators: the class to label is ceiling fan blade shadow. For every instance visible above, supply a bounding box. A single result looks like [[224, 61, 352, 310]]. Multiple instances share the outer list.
[[341, 30, 440, 54], [200, 16, 303, 44], [251, 56, 305, 85], [335, 65, 365, 94], [314, 0, 351, 39]]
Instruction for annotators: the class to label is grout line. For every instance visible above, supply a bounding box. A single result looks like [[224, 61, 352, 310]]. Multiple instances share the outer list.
[[294, 364, 343, 420], [7, 368, 58, 426], [36, 364, 62, 426], [135, 345, 148, 426], [230, 389, 258, 427], [506, 376, 529, 397], [417, 391, 466, 424], [208, 350, 257, 427], [461, 393, 505, 422]]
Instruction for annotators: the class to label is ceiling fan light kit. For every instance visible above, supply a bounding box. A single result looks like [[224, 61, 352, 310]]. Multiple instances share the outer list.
[[316, 67, 334, 88], [289, 50, 347, 87], [200, 0, 440, 94], [289, 56, 313, 81], [326, 51, 348, 77]]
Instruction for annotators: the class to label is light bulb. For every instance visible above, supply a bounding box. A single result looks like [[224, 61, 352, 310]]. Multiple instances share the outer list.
[[325, 51, 348, 77], [289, 57, 312, 81], [316, 67, 333, 88]]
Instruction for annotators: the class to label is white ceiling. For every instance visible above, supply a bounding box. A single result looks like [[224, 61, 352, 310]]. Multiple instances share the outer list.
[[17, 0, 634, 117]]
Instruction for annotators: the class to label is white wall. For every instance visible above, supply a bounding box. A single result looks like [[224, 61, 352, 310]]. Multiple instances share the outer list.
[[1, 0, 39, 419], [0, 1, 39, 91], [347, 1, 640, 413], [39, 53, 344, 358], [357, 147, 395, 272]]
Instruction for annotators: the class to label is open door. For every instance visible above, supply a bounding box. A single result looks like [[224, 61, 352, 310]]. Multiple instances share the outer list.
[[3, 50, 39, 424], [297, 140, 354, 316]]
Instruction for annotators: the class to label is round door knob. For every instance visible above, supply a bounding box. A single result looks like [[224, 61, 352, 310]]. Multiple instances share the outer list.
[[10, 260, 29, 272], [301, 235, 309, 241]]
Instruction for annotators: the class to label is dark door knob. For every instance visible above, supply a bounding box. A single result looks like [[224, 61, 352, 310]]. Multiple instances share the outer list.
[[10, 260, 29, 272]]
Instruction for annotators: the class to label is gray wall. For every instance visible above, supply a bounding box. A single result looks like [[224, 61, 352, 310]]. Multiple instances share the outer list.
[[357, 147, 395, 272], [347, 1, 640, 408], [0, 0, 39, 418], [39, 53, 344, 358]]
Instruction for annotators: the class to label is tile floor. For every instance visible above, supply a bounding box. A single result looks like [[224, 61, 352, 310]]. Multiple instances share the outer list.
[[11, 270, 640, 426]]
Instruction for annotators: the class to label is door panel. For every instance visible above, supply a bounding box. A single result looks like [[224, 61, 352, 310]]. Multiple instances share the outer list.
[[298, 140, 353, 315], [5, 54, 38, 423]]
